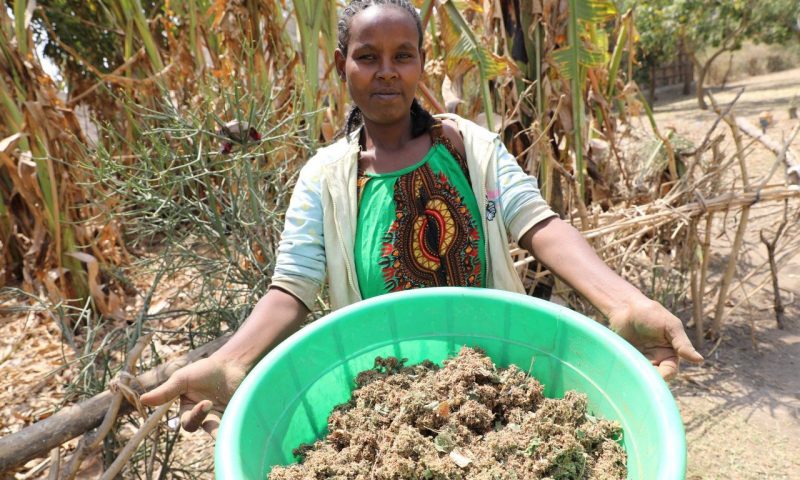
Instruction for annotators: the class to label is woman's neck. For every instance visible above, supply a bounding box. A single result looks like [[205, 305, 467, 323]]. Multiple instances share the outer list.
[[361, 115, 413, 151]]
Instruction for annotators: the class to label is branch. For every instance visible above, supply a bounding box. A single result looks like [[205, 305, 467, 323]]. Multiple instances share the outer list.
[[0, 334, 231, 472], [99, 401, 175, 480], [734, 118, 800, 186], [60, 334, 153, 480]]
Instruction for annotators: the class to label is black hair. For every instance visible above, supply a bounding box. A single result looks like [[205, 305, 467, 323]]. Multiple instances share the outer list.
[[337, 0, 435, 139]]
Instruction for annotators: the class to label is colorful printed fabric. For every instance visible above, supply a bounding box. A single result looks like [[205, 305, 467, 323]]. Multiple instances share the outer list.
[[354, 123, 486, 299]]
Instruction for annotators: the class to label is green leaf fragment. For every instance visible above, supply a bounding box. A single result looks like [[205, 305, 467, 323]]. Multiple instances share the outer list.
[[434, 431, 457, 453], [523, 437, 541, 457]]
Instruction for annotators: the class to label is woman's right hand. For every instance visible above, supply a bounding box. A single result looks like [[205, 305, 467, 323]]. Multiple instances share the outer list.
[[140, 355, 248, 437]]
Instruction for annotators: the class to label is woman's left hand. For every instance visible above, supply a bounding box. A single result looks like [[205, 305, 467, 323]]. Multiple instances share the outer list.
[[521, 217, 703, 380], [606, 299, 703, 380]]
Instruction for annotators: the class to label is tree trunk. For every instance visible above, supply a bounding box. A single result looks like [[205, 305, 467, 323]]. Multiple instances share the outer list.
[[693, 43, 738, 110], [682, 60, 692, 96], [681, 46, 693, 96], [696, 64, 708, 110]]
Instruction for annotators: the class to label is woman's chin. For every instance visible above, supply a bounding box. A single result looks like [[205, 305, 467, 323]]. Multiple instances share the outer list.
[[362, 109, 411, 126]]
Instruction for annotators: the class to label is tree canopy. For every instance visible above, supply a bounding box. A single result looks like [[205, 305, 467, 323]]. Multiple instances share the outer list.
[[623, 0, 800, 108]]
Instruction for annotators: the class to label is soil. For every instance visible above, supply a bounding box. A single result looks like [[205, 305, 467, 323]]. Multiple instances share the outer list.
[[653, 67, 800, 479], [269, 347, 626, 480]]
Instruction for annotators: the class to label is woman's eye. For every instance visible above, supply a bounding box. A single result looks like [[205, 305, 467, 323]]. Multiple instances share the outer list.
[[357, 54, 375, 61]]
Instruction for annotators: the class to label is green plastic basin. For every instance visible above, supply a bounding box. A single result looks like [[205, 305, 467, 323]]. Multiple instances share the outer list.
[[215, 287, 686, 479]]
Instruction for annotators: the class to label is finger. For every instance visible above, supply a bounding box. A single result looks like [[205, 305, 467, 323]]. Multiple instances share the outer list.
[[202, 410, 223, 438], [655, 356, 679, 381], [666, 322, 704, 363], [181, 399, 213, 432], [141, 373, 186, 407]]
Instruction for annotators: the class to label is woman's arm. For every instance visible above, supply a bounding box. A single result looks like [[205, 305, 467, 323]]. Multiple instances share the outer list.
[[213, 287, 309, 368], [519, 216, 703, 379], [141, 157, 329, 434]]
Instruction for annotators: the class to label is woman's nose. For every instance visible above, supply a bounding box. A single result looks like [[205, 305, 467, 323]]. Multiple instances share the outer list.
[[376, 61, 399, 80]]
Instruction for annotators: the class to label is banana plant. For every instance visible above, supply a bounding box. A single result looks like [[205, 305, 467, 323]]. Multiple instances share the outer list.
[[550, 0, 616, 198], [439, 0, 519, 132]]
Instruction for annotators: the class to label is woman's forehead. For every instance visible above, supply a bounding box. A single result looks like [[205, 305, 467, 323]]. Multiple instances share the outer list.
[[348, 5, 419, 45]]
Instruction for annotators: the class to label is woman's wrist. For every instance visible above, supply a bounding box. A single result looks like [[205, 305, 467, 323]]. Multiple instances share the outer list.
[[604, 295, 662, 333], [209, 347, 258, 373]]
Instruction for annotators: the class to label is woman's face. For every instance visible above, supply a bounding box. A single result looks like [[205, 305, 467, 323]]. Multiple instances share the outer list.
[[335, 6, 424, 128]]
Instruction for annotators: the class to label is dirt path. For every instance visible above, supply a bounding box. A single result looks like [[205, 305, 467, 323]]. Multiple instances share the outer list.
[[653, 68, 800, 479]]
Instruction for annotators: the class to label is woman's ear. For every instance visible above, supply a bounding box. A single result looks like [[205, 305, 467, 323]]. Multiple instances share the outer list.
[[334, 49, 346, 82], [419, 49, 426, 75]]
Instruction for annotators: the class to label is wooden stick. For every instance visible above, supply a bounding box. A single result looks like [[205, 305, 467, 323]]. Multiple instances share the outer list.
[[695, 213, 714, 346], [17, 456, 51, 480], [145, 424, 160, 480], [735, 117, 799, 184], [707, 92, 753, 338], [710, 195, 751, 337], [760, 201, 789, 329], [418, 82, 446, 114], [723, 114, 750, 190], [683, 88, 746, 176], [708, 119, 799, 337], [60, 334, 153, 480], [583, 187, 797, 239], [546, 154, 590, 229], [47, 447, 60, 480], [512, 187, 799, 269], [707, 335, 724, 358], [0, 334, 231, 472], [66, 48, 147, 107], [689, 217, 702, 348], [99, 401, 175, 480], [702, 231, 800, 319]]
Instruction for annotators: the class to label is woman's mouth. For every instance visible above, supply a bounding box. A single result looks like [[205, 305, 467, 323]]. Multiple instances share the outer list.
[[373, 91, 401, 100]]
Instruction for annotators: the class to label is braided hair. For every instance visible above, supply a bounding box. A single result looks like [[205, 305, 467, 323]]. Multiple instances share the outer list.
[[338, 0, 435, 139]]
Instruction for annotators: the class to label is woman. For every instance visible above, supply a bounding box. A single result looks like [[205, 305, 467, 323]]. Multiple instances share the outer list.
[[142, 0, 702, 436]]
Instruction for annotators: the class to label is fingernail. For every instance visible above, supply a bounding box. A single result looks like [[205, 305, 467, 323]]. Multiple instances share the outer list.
[[167, 416, 180, 430]]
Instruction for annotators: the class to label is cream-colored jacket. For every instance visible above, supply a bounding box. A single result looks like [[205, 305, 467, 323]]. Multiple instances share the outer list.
[[270, 114, 556, 311]]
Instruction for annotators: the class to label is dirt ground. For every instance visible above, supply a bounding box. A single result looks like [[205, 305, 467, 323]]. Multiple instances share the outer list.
[[652, 67, 800, 479], [1, 68, 799, 479]]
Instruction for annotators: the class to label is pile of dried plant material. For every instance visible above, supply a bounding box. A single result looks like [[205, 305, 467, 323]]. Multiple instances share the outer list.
[[269, 347, 626, 480]]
